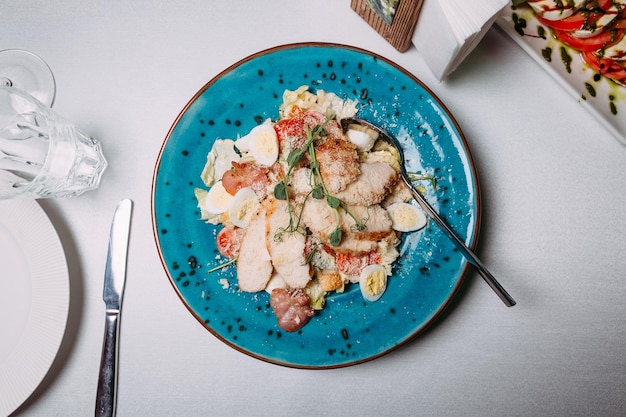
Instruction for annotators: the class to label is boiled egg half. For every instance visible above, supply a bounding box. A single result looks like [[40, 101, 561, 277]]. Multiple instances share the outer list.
[[227, 187, 260, 228], [246, 124, 279, 166], [386, 202, 427, 232], [204, 180, 234, 215], [359, 264, 387, 302]]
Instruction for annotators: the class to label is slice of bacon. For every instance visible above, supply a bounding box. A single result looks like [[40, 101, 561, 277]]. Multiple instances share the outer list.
[[221, 161, 270, 196], [269, 288, 314, 332]]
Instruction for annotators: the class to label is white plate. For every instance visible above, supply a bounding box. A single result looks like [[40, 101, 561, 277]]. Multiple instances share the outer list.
[[0, 200, 69, 416], [497, 3, 626, 145]]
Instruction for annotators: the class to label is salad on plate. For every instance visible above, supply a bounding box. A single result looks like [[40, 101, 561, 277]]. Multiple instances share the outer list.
[[194, 86, 434, 332]]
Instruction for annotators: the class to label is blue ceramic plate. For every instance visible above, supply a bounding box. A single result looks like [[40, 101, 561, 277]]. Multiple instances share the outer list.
[[152, 43, 480, 369]]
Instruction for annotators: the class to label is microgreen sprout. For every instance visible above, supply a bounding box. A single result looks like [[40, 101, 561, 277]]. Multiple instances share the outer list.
[[408, 172, 437, 192], [206, 257, 237, 274]]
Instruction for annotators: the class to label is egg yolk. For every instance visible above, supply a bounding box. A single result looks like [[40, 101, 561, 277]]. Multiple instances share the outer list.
[[232, 198, 257, 223], [395, 207, 418, 228], [251, 128, 278, 165], [365, 269, 385, 296]]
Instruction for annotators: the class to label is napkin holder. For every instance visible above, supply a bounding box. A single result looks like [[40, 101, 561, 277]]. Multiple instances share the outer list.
[[411, 0, 510, 81], [351, 0, 510, 81]]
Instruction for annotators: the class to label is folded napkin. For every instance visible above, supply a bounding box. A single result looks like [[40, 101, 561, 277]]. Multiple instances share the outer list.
[[412, 0, 510, 81]]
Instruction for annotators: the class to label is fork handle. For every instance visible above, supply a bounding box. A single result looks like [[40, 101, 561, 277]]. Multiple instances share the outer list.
[[403, 176, 516, 307]]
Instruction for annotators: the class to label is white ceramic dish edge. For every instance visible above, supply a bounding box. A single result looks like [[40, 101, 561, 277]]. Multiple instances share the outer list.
[[496, 5, 626, 146], [0, 200, 69, 416]]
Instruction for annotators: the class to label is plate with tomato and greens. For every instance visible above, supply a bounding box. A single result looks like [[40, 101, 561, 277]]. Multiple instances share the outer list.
[[497, 0, 626, 144]]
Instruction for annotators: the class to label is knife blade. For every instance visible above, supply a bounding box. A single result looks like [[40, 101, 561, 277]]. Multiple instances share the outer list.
[[95, 199, 133, 417]]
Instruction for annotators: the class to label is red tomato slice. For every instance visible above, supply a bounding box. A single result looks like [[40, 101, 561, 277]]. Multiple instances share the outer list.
[[555, 28, 625, 51], [536, 0, 612, 31], [216, 226, 244, 258], [582, 50, 626, 85]]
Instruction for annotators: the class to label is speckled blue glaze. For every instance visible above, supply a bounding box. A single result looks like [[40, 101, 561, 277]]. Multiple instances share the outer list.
[[152, 43, 480, 369]]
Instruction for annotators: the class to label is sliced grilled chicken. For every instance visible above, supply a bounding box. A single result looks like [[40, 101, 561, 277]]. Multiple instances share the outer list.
[[289, 166, 314, 196], [315, 136, 360, 194], [236, 207, 273, 292], [336, 204, 394, 254], [301, 197, 337, 243], [333, 162, 398, 206], [265, 198, 312, 289], [301, 198, 394, 254]]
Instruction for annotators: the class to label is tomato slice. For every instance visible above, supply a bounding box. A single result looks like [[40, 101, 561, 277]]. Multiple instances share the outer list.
[[216, 226, 244, 258], [555, 28, 625, 51], [582, 50, 626, 85], [536, 0, 613, 31]]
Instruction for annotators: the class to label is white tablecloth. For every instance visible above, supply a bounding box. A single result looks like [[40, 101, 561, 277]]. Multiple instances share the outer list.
[[4, 1, 626, 416]]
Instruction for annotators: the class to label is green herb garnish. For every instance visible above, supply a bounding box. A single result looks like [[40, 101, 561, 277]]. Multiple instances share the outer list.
[[206, 257, 237, 274], [408, 172, 438, 192]]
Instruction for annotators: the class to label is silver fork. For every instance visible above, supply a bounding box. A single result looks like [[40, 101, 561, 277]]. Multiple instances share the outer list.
[[341, 117, 516, 307]]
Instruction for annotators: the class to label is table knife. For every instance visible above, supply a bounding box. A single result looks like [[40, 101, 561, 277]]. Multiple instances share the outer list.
[[95, 199, 133, 417]]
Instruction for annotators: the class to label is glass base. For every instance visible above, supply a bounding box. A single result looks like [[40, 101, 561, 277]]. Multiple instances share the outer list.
[[0, 49, 56, 107]]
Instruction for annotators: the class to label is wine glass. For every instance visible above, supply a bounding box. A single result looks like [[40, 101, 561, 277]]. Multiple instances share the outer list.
[[0, 50, 107, 199], [0, 49, 56, 107]]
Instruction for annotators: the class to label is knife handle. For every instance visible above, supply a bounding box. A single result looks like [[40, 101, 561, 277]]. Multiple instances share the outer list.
[[95, 310, 120, 417]]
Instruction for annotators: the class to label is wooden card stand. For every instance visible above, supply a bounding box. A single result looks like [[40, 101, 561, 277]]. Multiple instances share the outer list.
[[350, 0, 424, 52]]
